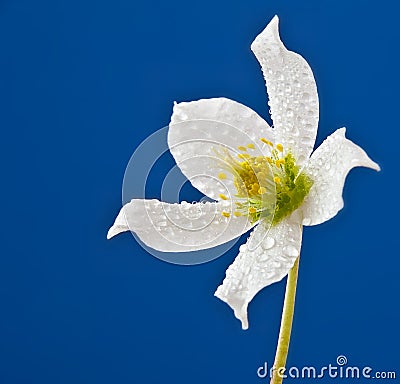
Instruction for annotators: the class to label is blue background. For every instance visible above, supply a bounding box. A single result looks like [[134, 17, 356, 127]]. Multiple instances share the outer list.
[[1, 0, 399, 383]]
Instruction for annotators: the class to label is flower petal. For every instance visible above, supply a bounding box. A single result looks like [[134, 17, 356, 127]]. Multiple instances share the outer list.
[[301, 128, 380, 226], [251, 16, 319, 164], [168, 98, 274, 200], [107, 199, 253, 252], [214, 212, 303, 329]]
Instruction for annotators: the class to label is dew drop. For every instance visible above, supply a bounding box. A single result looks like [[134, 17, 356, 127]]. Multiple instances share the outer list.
[[283, 245, 299, 257], [263, 236, 275, 250]]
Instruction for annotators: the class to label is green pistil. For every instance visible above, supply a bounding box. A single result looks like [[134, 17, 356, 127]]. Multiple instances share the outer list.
[[272, 153, 313, 225], [216, 142, 313, 224], [235, 152, 313, 225]]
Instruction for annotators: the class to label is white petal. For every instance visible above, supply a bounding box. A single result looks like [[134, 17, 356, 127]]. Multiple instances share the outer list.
[[214, 212, 303, 329], [251, 16, 319, 164], [168, 98, 274, 200], [301, 128, 380, 226], [107, 199, 253, 252]]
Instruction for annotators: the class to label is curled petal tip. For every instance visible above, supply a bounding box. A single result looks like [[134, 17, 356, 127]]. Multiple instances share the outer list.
[[370, 161, 381, 172], [266, 15, 279, 28], [338, 127, 380, 172], [358, 150, 380, 172], [107, 205, 130, 240], [106, 228, 114, 240], [240, 317, 249, 331], [214, 289, 249, 330], [251, 15, 280, 52], [271, 14, 279, 25], [107, 225, 122, 240]]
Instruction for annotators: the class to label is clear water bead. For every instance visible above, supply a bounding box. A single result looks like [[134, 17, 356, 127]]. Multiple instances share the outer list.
[[283, 245, 299, 257], [263, 236, 275, 250]]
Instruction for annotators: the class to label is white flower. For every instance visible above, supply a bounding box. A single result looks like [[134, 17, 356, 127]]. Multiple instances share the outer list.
[[107, 16, 379, 329]]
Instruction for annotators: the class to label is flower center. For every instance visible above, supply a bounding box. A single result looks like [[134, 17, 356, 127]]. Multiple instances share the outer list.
[[216, 139, 313, 225]]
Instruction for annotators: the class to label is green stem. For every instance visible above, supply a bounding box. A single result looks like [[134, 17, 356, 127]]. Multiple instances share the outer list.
[[270, 255, 300, 384]]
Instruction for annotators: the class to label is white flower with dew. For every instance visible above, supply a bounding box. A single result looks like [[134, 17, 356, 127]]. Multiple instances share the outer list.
[[107, 16, 379, 330]]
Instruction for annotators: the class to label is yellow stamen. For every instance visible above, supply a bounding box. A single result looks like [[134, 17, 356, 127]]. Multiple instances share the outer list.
[[218, 172, 227, 180], [261, 138, 273, 146], [214, 146, 276, 200], [258, 187, 267, 194], [213, 143, 314, 226], [251, 183, 260, 193]]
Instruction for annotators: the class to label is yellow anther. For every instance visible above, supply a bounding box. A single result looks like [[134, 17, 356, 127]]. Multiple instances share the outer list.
[[261, 138, 273, 146], [218, 172, 227, 180], [214, 143, 287, 201], [258, 187, 267, 194], [213, 143, 313, 225]]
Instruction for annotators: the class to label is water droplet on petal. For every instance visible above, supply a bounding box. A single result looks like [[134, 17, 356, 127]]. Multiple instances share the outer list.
[[263, 236, 275, 250], [283, 245, 299, 257]]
